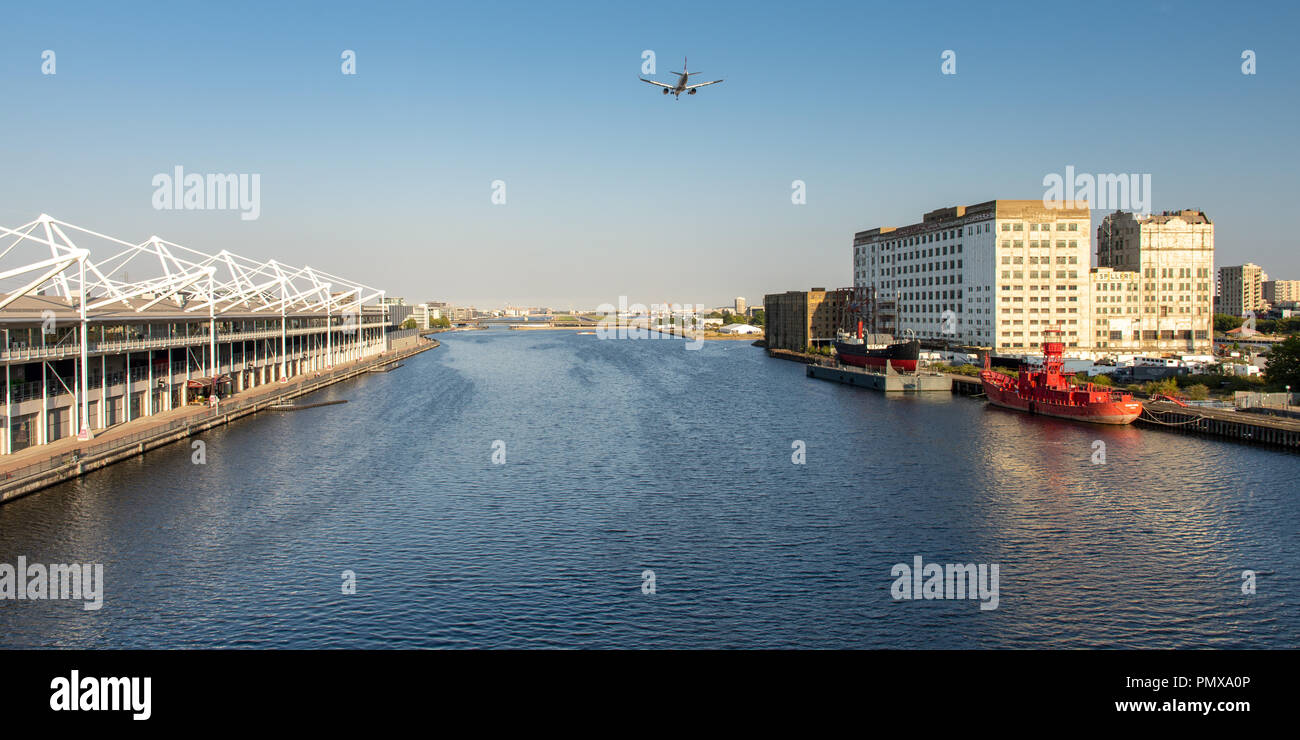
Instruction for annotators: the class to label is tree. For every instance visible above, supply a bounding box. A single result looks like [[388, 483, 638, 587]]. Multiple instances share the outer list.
[[1143, 378, 1180, 397], [1090, 373, 1113, 387], [1184, 384, 1210, 400], [401, 318, 417, 329], [1263, 335, 1300, 391], [751, 309, 765, 327], [1214, 314, 1244, 333]]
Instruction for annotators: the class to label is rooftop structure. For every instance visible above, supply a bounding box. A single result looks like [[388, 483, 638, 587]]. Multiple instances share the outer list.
[[1, 215, 390, 454]]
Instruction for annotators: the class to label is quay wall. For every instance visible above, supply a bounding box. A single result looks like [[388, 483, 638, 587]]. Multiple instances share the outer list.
[[766, 346, 1299, 451], [0, 338, 439, 504], [1136, 401, 1300, 450]]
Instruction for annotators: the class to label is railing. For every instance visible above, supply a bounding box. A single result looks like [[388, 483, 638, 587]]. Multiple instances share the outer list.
[[1234, 391, 1297, 409], [1182, 399, 1237, 409], [6, 379, 71, 403], [2, 343, 82, 361], [87, 337, 181, 354], [2, 341, 385, 405], [2, 323, 390, 362], [4, 365, 206, 405], [2, 339, 433, 484]]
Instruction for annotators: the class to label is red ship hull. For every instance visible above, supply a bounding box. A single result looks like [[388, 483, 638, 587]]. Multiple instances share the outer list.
[[980, 378, 1143, 425], [979, 328, 1143, 425]]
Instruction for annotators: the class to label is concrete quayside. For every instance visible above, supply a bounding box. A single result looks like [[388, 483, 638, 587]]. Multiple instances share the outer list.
[[807, 364, 953, 393], [0, 337, 439, 504], [773, 349, 1300, 450]]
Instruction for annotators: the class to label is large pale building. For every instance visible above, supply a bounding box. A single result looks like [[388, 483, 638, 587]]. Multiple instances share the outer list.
[[1218, 263, 1267, 317], [853, 200, 1092, 352], [1093, 210, 1215, 355]]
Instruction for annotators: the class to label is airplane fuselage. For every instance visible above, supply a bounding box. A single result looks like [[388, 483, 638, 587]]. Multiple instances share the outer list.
[[670, 73, 688, 96]]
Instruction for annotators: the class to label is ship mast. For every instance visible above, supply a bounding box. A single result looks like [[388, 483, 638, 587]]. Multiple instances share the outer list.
[[1042, 326, 1065, 381], [845, 284, 873, 339]]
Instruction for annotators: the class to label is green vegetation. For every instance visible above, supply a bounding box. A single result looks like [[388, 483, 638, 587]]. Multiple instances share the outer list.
[[1214, 313, 1300, 336], [1263, 335, 1300, 390], [400, 318, 417, 329], [430, 316, 451, 328], [804, 345, 833, 356], [750, 309, 765, 327], [1142, 378, 1180, 397], [1214, 313, 1244, 333], [1110, 370, 1274, 400], [1178, 372, 1264, 394], [1254, 317, 1300, 335], [1089, 374, 1113, 387], [931, 362, 980, 377]]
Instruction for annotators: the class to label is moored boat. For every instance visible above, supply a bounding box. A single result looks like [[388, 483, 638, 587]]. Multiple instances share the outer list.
[[979, 328, 1142, 425], [833, 329, 920, 372]]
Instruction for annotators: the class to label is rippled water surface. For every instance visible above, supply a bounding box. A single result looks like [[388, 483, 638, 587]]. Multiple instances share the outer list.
[[1, 331, 1296, 648]]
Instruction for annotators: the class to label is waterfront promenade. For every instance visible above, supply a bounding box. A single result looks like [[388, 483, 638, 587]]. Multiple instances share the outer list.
[[1, 336, 439, 502]]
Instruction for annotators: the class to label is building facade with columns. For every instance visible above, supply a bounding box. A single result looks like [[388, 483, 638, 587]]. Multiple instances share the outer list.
[[1093, 210, 1215, 356], [1, 216, 390, 457]]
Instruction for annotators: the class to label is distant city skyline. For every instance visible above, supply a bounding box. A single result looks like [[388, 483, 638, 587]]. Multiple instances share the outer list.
[[3, 0, 1298, 308]]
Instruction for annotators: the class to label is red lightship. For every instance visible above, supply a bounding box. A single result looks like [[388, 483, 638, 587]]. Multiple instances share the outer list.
[[980, 328, 1143, 425]]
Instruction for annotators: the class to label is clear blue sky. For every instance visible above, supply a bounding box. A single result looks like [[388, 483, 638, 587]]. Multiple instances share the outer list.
[[2, 0, 1297, 309]]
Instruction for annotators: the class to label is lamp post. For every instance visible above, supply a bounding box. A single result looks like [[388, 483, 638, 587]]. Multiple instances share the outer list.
[[77, 255, 92, 441]]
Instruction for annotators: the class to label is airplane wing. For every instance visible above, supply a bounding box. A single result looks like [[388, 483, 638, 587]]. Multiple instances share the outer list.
[[685, 79, 723, 89], [640, 78, 675, 89]]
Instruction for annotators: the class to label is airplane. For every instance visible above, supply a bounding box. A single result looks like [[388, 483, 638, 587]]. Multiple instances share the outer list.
[[640, 57, 723, 99]]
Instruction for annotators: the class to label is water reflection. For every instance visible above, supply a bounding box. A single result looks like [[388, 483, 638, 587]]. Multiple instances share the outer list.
[[0, 330, 1295, 648]]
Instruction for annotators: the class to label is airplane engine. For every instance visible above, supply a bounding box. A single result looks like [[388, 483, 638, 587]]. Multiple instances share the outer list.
[[688, 88, 697, 95], [662, 88, 670, 95]]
